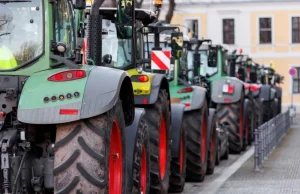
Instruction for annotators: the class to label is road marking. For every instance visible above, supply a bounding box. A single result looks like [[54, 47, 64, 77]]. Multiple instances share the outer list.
[[198, 146, 254, 194]]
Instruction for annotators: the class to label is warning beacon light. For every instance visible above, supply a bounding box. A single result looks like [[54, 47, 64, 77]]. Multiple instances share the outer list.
[[153, 0, 163, 9]]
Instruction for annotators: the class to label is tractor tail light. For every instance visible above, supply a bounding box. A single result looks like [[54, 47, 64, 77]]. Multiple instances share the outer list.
[[177, 87, 193, 93], [222, 84, 234, 94], [250, 85, 260, 92], [183, 103, 191, 107], [139, 75, 149, 82], [48, 70, 86, 82]]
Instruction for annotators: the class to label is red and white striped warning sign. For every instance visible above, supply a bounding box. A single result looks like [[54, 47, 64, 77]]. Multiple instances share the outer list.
[[151, 50, 171, 70]]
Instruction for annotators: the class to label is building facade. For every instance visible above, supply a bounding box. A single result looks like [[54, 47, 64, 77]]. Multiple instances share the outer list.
[[143, 0, 300, 112]]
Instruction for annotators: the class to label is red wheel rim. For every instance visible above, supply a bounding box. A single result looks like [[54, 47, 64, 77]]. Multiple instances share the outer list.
[[159, 114, 167, 180], [239, 103, 244, 140], [179, 137, 184, 173], [109, 120, 123, 194], [140, 147, 147, 193], [201, 113, 207, 163]]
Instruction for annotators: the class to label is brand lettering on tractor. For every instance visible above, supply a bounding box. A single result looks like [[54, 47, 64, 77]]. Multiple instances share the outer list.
[[151, 50, 171, 70]]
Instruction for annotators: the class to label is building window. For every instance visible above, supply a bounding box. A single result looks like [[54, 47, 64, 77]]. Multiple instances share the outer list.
[[292, 17, 300, 43], [293, 67, 300, 93], [259, 17, 272, 44], [184, 19, 199, 39], [223, 19, 235, 44]]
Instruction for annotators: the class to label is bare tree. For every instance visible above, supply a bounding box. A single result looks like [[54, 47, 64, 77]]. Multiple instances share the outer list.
[[165, 0, 175, 24], [14, 41, 41, 64]]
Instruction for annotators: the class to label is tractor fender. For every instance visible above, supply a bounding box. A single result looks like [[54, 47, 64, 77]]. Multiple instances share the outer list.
[[270, 88, 276, 100], [259, 85, 271, 101], [124, 108, 146, 193], [208, 108, 216, 138], [211, 77, 244, 104], [275, 86, 282, 98], [171, 103, 185, 158], [250, 84, 261, 97], [18, 66, 134, 125], [134, 74, 170, 105], [184, 86, 207, 112]]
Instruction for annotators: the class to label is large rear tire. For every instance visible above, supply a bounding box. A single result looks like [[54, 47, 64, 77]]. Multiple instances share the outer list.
[[132, 120, 150, 194], [54, 100, 126, 194], [140, 90, 171, 194], [206, 114, 217, 175], [217, 94, 244, 154], [185, 101, 208, 182], [168, 122, 187, 193]]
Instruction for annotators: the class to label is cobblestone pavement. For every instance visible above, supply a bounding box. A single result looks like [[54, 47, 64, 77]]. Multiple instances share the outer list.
[[214, 116, 300, 194], [177, 152, 243, 194]]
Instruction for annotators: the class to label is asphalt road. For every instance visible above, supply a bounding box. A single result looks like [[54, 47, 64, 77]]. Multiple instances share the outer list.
[[172, 147, 254, 194]]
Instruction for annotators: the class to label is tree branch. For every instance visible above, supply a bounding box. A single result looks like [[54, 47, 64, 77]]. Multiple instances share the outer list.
[[165, 0, 175, 24]]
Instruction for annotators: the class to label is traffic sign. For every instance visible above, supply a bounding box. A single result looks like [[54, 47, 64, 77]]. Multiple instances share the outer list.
[[289, 68, 297, 76]]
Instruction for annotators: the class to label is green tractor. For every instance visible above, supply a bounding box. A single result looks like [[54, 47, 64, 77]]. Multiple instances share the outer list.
[[194, 45, 252, 154], [84, 1, 187, 193], [0, 0, 150, 193], [141, 26, 218, 188], [259, 65, 282, 120]]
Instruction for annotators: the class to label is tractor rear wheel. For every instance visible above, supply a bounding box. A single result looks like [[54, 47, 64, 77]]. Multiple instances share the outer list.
[[184, 101, 208, 182], [206, 113, 217, 175], [132, 120, 150, 194], [217, 94, 244, 154], [168, 122, 186, 193], [54, 100, 126, 194], [140, 90, 171, 194]]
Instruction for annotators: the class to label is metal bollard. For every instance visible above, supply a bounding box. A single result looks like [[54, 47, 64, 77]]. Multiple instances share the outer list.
[[254, 126, 260, 171]]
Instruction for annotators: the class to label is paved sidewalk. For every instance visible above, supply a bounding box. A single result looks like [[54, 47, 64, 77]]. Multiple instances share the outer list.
[[215, 116, 300, 194]]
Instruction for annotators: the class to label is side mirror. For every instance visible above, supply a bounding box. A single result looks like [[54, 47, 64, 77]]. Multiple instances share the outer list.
[[72, 0, 86, 9], [103, 54, 112, 65], [116, 0, 133, 39], [208, 46, 217, 67], [171, 32, 183, 59]]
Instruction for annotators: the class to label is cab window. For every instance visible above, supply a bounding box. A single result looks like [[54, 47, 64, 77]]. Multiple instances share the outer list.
[[53, 0, 75, 56]]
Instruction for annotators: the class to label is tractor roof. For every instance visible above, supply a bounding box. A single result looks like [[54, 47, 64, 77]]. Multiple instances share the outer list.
[[85, 7, 157, 25]]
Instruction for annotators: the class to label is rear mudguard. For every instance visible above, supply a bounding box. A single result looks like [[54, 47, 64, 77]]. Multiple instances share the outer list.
[[244, 83, 250, 97], [133, 73, 170, 105], [171, 104, 185, 158], [270, 88, 276, 100], [124, 108, 146, 193], [183, 86, 207, 111], [211, 77, 244, 104], [275, 86, 282, 98], [259, 85, 271, 101], [250, 84, 261, 97], [18, 66, 134, 124]]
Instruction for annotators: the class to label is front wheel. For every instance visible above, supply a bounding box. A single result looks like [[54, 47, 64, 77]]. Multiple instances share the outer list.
[[207, 113, 217, 175], [217, 100, 244, 154], [168, 121, 187, 193], [139, 90, 171, 193], [185, 101, 208, 182], [54, 100, 126, 194], [132, 120, 150, 194]]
